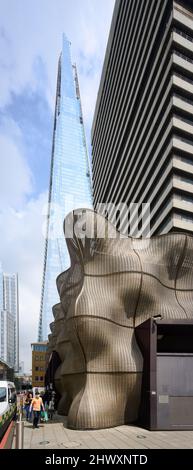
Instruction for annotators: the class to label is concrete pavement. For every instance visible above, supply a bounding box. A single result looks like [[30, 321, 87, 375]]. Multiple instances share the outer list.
[[12, 414, 193, 449]]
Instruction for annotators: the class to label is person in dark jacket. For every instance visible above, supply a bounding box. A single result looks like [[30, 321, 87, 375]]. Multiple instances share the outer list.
[[24, 392, 32, 421]]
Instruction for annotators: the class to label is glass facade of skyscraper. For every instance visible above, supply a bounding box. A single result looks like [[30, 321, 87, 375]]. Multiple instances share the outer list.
[[38, 34, 92, 341]]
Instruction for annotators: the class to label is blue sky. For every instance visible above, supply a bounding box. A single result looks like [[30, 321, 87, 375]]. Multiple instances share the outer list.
[[0, 0, 115, 372], [0, 85, 53, 195]]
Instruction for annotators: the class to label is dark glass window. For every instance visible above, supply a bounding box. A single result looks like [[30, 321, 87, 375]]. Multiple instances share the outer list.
[[0, 387, 6, 402]]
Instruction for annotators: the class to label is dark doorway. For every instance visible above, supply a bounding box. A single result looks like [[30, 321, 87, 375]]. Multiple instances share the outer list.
[[135, 319, 193, 430]]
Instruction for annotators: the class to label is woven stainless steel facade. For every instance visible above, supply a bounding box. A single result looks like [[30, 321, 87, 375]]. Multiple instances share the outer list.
[[92, 0, 193, 236], [48, 209, 193, 429]]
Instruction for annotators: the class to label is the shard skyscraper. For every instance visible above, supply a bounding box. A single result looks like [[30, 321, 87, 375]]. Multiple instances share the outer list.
[[38, 35, 92, 341]]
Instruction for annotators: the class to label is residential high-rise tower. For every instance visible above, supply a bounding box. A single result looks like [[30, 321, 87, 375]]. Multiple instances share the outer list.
[[38, 35, 92, 341], [0, 264, 19, 371]]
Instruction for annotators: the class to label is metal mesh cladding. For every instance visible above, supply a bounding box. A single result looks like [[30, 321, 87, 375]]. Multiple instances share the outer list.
[[48, 209, 193, 429]]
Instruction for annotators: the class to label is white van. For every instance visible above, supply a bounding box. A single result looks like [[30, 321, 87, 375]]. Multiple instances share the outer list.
[[0, 381, 17, 440]]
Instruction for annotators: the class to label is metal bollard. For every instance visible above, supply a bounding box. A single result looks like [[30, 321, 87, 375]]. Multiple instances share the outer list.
[[15, 414, 24, 449]]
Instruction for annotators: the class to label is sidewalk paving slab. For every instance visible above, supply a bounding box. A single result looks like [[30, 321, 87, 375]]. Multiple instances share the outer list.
[[14, 414, 193, 450]]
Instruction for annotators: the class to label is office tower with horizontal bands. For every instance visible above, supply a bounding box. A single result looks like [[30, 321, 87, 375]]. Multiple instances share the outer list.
[[38, 35, 92, 341], [92, 0, 193, 236]]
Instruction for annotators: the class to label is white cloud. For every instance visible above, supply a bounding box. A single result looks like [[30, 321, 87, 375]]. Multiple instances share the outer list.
[[0, 192, 48, 372], [0, 122, 33, 209], [0, 0, 115, 125], [0, 116, 47, 372]]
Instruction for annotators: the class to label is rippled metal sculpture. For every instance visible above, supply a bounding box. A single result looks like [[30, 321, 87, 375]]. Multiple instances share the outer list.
[[48, 209, 193, 429]]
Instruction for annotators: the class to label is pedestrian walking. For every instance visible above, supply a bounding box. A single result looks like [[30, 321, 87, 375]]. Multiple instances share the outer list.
[[28, 392, 33, 422], [30, 391, 44, 428], [48, 397, 55, 420], [24, 392, 31, 421]]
